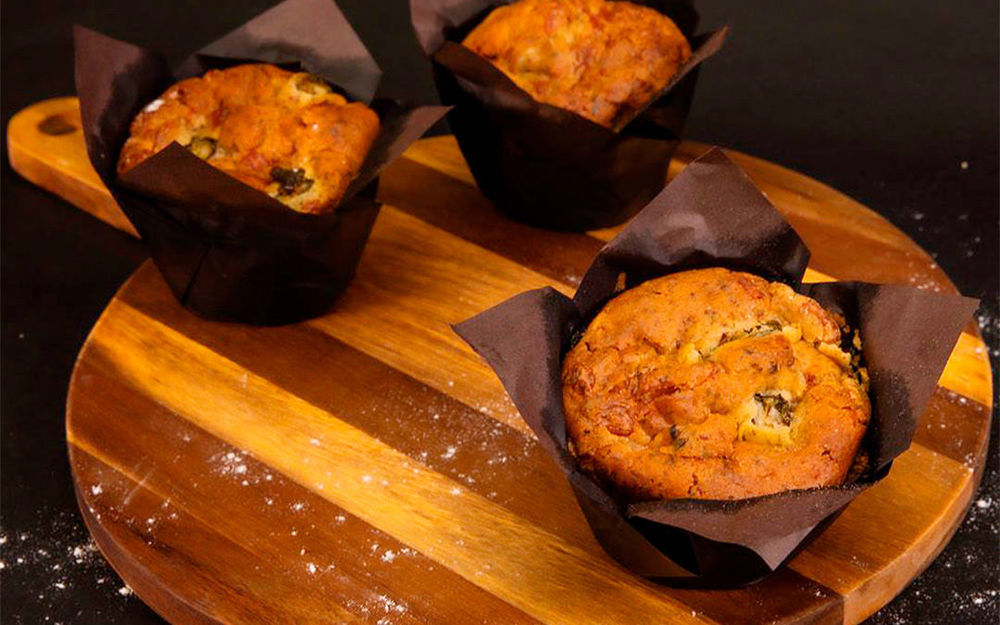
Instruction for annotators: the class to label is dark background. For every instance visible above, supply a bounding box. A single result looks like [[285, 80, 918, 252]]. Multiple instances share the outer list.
[[2, 0, 997, 623]]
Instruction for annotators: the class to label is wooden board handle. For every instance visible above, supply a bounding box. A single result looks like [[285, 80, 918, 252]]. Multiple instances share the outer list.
[[7, 97, 138, 237]]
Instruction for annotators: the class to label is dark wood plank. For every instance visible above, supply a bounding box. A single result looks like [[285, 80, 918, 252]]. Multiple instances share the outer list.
[[914, 388, 993, 468]]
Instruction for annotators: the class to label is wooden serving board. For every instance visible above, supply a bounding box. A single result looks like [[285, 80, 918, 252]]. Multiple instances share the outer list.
[[8, 97, 994, 625]]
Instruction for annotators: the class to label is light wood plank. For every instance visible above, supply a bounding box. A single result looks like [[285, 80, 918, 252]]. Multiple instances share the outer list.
[[937, 332, 994, 408]]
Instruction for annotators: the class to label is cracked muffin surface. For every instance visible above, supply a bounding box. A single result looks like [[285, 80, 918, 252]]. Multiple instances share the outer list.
[[117, 64, 379, 214], [462, 0, 690, 128], [561, 268, 870, 501]]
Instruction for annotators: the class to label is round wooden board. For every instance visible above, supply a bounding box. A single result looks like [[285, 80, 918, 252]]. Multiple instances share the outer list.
[[9, 98, 988, 625]]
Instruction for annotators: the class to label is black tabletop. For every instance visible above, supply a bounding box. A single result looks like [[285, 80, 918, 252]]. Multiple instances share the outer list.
[[2, 1, 997, 623]]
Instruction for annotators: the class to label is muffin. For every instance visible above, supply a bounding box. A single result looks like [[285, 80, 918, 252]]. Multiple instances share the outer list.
[[462, 0, 691, 128], [561, 268, 870, 501], [117, 64, 380, 214]]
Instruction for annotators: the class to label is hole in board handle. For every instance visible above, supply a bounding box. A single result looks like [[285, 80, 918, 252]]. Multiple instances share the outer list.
[[38, 115, 78, 136]]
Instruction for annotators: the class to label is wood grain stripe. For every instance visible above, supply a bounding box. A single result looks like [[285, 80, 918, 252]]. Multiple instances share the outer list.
[[69, 358, 542, 625], [401, 137, 956, 297], [398, 134, 477, 187], [380, 157, 600, 286], [391, 145, 938, 295], [937, 332, 994, 407], [787, 445, 975, 624], [116, 263, 848, 625], [386, 147, 987, 414], [116, 263, 597, 551], [71, 447, 369, 625], [310, 196, 990, 448], [403, 136, 933, 256], [913, 388, 994, 467], [665, 570, 843, 625], [88, 300, 715, 625], [308, 205, 577, 434]]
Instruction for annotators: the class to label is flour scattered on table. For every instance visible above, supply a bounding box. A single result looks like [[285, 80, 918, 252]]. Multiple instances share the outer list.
[[72, 543, 98, 563], [976, 308, 1000, 358], [375, 594, 408, 615], [214, 451, 249, 476]]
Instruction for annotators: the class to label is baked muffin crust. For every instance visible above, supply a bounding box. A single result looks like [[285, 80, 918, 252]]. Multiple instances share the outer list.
[[561, 268, 870, 501], [462, 0, 691, 128], [117, 64, 379, 214]]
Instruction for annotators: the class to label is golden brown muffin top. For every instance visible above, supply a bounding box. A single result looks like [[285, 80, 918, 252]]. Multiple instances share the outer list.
[[562, 268, 870, 501], [117, 64, 379, 214], [462, 0, 691, 128]]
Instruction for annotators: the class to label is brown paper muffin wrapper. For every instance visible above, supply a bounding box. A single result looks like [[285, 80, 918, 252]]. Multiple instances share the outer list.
[[410, 0, 727, 231], [75, 0, 448, 325], [454, 147, 979, 586]]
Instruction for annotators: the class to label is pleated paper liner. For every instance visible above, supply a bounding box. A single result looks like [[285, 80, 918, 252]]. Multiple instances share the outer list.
[[75, 0, 447, 325], [455, 147, 979, 586], [412, 0, 727, 231]]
